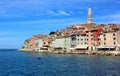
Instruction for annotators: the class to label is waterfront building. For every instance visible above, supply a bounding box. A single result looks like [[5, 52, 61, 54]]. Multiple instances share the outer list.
[[21, 8, 120, 52], [71, 34, 77, 48], [51, 36, 65, 51], [51, 34, 71, 52], [86, 26, 103, 51], [29, 35, 38, 51], [35, 38, 43, 52], [22, 39, 31, 51], [75, 32, 88, 51], [64, 35, 71, 52], [37, 34, 51, 52], [97, 27, 120, 51], [42, 35, 49, 47]]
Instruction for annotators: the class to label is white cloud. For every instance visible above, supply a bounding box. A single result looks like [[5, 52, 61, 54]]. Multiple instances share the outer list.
[[96, 13, 120, 24], [36, 10, 72, 16], [0, 18, 83, 25], [58, 10, 71, 16], [0, 0, 108, 18], [47, 10, 58, 16], [102, 13, 120, 20]]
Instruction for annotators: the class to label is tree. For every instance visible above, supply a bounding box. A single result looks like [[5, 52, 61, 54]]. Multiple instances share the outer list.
[[49, 31, 56, 35]]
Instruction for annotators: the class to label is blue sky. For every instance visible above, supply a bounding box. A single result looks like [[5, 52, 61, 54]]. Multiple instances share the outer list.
[[0, 0, 120, 49]]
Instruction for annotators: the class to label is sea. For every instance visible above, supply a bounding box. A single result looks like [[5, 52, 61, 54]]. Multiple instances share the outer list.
[[0, 49, 120, 76]]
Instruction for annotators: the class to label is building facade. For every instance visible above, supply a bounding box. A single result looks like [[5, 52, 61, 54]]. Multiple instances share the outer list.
[[75, 32, 88, 51]]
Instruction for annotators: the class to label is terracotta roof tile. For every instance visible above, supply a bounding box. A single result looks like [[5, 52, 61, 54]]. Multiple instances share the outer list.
[[78, 32, 86, 35]]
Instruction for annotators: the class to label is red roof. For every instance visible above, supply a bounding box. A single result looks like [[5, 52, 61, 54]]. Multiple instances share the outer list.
[[77, 31, 86, 35]]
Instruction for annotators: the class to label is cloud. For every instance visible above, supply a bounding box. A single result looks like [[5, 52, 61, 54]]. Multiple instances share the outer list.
[[0, 0, 86, 18], [0, 18, 85, 35], [95, 13, 120, 23], [58, 10, 71, 16], [102, 13, 120, 21], [0, 18, 83, 25], [35, 10, 72, 16], [0, 0, 99, 19], [0, 17, 84, 49]]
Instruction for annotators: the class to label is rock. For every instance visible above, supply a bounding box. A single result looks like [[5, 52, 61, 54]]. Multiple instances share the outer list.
[[38, 57, 41, 59]]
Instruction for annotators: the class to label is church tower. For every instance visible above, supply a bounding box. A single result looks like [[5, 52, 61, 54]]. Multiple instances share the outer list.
[[88, 8, 92, 24]]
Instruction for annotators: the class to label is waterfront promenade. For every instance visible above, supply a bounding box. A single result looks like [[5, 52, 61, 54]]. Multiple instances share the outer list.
[[19, 48, 120, 56]]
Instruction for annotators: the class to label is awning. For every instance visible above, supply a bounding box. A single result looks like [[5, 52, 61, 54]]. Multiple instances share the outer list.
[[97, 46, 115, 49], [69, 48, 75, 50], [75, 46, 88, 49], [54, 47, 63, 49]]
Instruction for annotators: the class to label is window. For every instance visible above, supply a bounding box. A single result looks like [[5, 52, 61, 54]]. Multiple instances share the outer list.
[[104, 38, 106, 40], [77, 35, 79, 37], [113, 38, 116, 40], [78, 39, 79, 41], [91, 38, 93, 40], [104, 42, 106, 45], [113, 33, 115, 36], [114, 42, 116, 45], [87, 39, 88, 41], [104, 34, 106, 36], [98, 38, 101, 41], [91, 34, 93, 36], [99, 42, 100, 45], [81, 39, 83, 41]]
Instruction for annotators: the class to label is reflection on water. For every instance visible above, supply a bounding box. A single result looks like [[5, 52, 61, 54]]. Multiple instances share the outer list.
[[0, 49, 120, 76]]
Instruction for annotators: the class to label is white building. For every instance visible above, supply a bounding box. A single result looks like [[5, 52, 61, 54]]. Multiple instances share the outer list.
[[35, 38, 43, 52], [75, 32, 88, 51], [51, 36, 71, 52]]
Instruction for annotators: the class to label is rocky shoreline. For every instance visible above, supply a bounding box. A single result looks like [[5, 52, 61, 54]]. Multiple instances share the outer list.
[[18, 49, 120, 56], [49, 51, 120, 56]]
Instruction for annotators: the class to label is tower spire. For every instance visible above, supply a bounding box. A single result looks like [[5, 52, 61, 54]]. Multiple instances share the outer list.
[[88, 8, 92, 24]]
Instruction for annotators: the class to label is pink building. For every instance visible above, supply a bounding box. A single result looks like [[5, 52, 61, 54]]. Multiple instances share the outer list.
[[97, 26, 120, 51], [29, 35, 38, 51]]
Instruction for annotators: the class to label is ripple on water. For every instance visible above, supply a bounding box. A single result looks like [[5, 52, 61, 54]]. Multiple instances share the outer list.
[[0, 50, 120, 76]]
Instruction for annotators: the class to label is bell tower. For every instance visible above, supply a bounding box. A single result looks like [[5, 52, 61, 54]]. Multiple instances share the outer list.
[[88, 8, 92, 24]]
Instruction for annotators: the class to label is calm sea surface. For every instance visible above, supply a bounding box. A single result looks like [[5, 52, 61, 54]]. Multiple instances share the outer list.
[[0, 49, 120, 76]]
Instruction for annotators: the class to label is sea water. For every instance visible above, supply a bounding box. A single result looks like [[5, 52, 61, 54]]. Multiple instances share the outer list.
[[0, 49, 120, 76]]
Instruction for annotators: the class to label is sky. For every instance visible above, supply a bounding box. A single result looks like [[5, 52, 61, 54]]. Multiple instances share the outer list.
[[0, 0, 120, 49]]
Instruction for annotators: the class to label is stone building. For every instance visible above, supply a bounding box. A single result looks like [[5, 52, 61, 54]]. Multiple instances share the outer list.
[[75, 32, 88, 51], [97, 28, 120, 51]]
